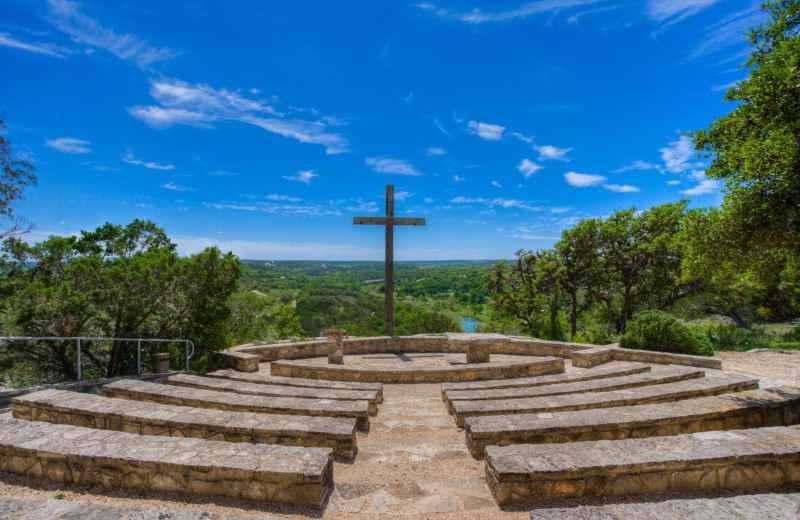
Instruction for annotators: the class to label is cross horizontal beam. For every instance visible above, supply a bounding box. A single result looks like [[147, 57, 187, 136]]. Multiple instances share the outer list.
[[352, 217, 426, 226]]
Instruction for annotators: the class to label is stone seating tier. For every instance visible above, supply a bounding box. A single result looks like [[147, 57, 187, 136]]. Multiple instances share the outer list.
[[269, 356, 565, 383], [528, 493, 800, 519], [12, 389, 358, 459], [451, 372, 758, 427], [0, 497, 281, 520], [0, 417, 333, 507], [485, 425, 800, 504], [465, 385, 800, 456], [207, 368, 384, 402], [444, 365, 704, 412], [103, 379, 371, 430], [166, 373, 379, 415], [440, 362, 651, 400]]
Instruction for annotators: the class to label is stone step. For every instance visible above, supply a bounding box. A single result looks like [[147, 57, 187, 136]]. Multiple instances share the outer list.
[[440, 362, 651, 400], [0, 417, 333, 507], [167, 373, 379, 415], [445, 365, 703, 412], [528, 493, 800, 519], [466, 386, 800, 456], [0, 496, 280, 520], [485, 425, 800, 505], [452, 372, 758, 427], [12, 388, 358, 460], [103, 379, 370, 430], [207, 368, 384, 403]]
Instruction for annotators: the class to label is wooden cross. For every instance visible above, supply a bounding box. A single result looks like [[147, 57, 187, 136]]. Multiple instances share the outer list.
[[353, 185, 425, 336]]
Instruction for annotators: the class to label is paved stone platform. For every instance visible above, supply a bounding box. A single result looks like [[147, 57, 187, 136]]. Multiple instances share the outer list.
[[208, 368, 384, 402], [103, 379, 371, 430], [528, 493, 800, 519], [440, 362, 651, 400], [0, 417, 333, 507], [452, 372, 758, 427], [12, 389, 358, 460], [485, 425, 800, 504], [270, 353, 564, 383], [465, 385, 800, 456], [166, 374, 379, 415], [444, 365, 704, 412], [0, 496, 279, 519]]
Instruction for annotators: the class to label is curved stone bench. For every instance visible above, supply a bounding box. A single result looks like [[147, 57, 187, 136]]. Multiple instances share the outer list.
[[166, 374, 379, 415], [103, 379, 371, 430], [452, 372, 758, 427], [445, 365, 703, 412], [12, 389, 358, 460], [465, 386, 800, 456], [440, 362, 651, 400], [528, 493, 800, 519], [485, 425, 800, 504], [269, 356, 565, 384], [0, 417, 333, 507], [207, 368, 384, 402]]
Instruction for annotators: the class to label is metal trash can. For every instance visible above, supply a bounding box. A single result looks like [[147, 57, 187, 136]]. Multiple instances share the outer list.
[[153, 352, 170, 373]]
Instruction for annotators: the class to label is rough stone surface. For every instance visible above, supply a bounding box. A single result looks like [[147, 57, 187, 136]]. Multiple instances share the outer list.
[[0, 497, 280, 519], [440, 362, 651, 399], [207, 368, 384, 402], [528, 493, 800, 519], [452, 372, 758, 427], [166, 374, 379, 414], [0, 417, 333, 507], [570, 346, 615, 368], [270, 355, 564, 383], [485, 425, 800, 504], [12, 389, 358, 459], [445, 365, 704, 412], [466, 386, 800, 456], [608, 346, 722, 369], [103, 379, 371, 430]]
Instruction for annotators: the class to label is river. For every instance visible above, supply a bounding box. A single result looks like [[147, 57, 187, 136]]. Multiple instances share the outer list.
[[460, 316, 484, 333]]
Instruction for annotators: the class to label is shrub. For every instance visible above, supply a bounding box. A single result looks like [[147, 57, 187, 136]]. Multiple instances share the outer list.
[[620, 310, 714, 356], [705, 324, 771, 350]]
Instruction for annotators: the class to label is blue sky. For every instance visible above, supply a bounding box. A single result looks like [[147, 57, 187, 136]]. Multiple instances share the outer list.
[[1, 0, 762, 260]]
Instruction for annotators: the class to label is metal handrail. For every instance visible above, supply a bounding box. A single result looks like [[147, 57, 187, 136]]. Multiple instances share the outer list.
[[0, 336, 195, 381]]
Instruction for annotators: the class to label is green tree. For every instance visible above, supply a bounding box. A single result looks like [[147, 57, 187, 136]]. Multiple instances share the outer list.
[[555, 218, 602, 339], [0, 114, 37, 238]]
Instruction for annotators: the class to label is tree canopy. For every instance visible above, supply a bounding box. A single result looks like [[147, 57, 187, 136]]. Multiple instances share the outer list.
[[0, 114, 37, 238]]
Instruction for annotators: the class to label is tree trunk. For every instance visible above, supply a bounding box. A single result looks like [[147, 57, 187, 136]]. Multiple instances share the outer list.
[[728, 308, 749, 329]]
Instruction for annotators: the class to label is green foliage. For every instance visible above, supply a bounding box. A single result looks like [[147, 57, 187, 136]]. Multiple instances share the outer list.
[[394, 303, 462, 335], [0, 114, 37, 238], [0, 220, 241, 384], [704, 324, 772, 350], [619, 310, 714, 356]]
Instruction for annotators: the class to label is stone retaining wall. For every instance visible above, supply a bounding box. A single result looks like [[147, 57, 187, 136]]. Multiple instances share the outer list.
[[0, 417, 333, 507], [13, 389, 358, 460], [485, 425, 800, 504], [270, 357, 565, 383]]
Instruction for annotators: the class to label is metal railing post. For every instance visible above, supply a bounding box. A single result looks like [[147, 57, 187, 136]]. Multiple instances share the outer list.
[[76, 338, 82, 381], [137, 340, 141, 376]]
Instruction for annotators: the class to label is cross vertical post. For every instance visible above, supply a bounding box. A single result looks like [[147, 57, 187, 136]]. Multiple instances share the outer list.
[[354, 185, 426, 336]]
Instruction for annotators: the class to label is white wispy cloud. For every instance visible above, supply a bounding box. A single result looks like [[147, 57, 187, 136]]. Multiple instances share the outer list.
[[0, 32, 67, 58], [646, 0, 722, 25], [659, 135, 699, 173], [266, 194, 302, 202], [46, 0, 178, 68], [344, 199, 379, 213], [535, 144, 572, 161], [680, 178, 721, 195], [603, 184, 640, 193], [161, 181, 192, 192], [450, 196, 542, 212], [467, 121, 505, 141], [666, 180, 681, 185], [613, 160, 659, 173], [365, 157, 421, 176], [122, 151, 174, 170], [129, 78, 348, 154], [565, 171, 605, 187], [491, 180, 502, 188], [427, 147, 445, 156], [509, 132, 534, 143], [518, 158, 544, 178], [45, 137, 91, 154], [282, 170, 318, 185], [394, 191, 415, 202], [453, 174, 465, 182], [416, 0, 603, 24], [689, 5, 766, 59]]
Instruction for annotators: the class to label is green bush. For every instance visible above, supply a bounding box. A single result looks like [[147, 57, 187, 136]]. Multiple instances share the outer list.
[[620, 310, 714, 356], [705, 324, 771, 349]]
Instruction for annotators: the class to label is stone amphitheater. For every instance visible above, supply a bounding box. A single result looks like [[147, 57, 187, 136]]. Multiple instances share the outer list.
[[1, 331, 799, 519]]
